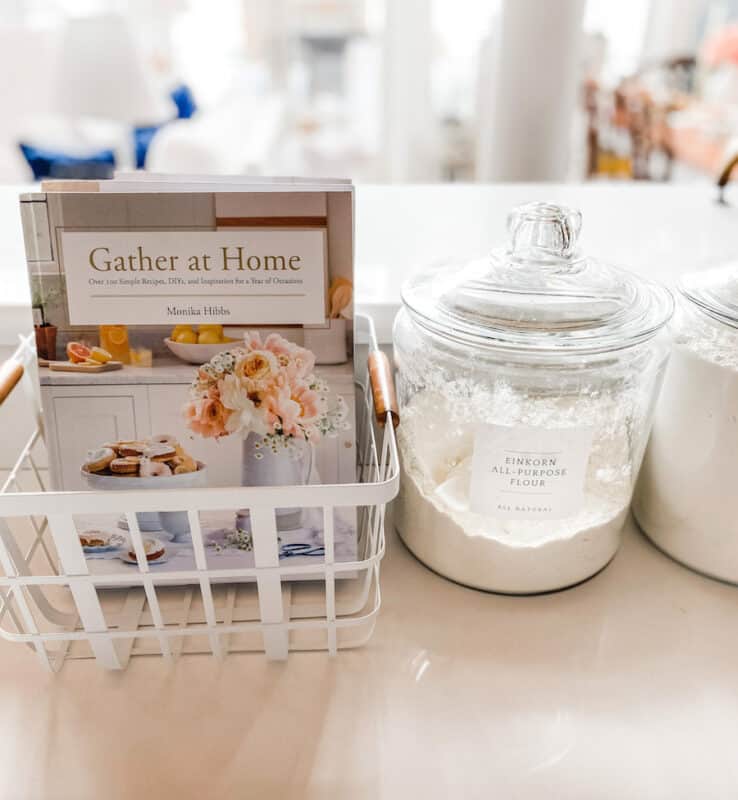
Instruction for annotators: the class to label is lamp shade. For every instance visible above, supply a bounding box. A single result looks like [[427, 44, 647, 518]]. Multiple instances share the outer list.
[[53, 14, 174, 126]]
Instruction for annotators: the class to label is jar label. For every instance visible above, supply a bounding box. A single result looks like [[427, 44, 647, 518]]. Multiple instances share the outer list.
[[469, 425, 594, 520]]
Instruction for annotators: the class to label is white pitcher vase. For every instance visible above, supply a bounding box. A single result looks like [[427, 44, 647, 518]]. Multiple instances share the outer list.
[[238, 432, 313, 531]]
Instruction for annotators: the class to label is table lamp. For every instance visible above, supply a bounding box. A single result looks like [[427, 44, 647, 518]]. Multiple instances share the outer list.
[[52, 13, 175, 167]]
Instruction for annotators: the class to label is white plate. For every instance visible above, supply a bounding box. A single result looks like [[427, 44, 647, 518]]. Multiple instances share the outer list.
[[81, 462, 208, 491]]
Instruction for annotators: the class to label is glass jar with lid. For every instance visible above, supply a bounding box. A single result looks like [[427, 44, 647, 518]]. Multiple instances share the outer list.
[[393, 201, 673, 594], [634, 262, 738, 583]]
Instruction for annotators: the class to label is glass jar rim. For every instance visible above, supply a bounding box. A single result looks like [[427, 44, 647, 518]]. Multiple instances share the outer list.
[[679, 264, 738, 331]]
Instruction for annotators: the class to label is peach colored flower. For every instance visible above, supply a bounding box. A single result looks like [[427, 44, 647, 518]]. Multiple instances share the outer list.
[[183, 397, 230, 439], [234, 350, 278, 383], [259, 332, 315, 379], [292, 384, 320, 424], [288, 346, 316, 381], [263, 333, 295, 359], [262, 382, 321, 438], [243, 331, 265, 350], [261, 383, 297, 435]]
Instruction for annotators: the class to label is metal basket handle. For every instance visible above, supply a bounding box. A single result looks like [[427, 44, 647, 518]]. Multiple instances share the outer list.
[[368, 350, 399, 428]]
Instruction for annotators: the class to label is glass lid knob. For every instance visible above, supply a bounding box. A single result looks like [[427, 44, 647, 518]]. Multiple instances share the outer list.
[[507, 202, 583, 264]]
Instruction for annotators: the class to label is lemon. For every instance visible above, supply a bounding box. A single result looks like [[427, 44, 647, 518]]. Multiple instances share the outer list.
[[197, 330, 222, 345], [89, 346, 112, 364], [199, 324, 223, 338], [171, 324, 193, 338], [174, 329, 198, 344]]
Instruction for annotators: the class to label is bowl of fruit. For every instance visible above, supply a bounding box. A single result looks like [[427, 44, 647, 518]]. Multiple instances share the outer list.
[[164, 325, 239, 365]]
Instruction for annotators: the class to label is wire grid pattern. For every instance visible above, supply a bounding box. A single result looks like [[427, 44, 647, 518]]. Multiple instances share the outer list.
[[0, 316, 398, 671]]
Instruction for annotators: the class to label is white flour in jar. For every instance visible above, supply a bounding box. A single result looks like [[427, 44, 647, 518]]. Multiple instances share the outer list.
[[396, 385, 633, 593], [633, 320, 738, 582]]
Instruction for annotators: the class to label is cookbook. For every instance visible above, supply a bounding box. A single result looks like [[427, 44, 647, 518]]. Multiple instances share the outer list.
[[20, 175, 357, 576]]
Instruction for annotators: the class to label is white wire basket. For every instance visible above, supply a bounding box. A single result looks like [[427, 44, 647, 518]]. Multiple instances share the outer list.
[[0, 314, 399, 671]]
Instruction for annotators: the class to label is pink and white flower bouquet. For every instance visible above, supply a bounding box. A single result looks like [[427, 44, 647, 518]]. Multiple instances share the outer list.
[[183, 332, 348, 446]]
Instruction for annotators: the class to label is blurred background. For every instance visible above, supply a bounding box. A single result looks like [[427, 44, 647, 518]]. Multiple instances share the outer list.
[[2, 0, 738, 186]]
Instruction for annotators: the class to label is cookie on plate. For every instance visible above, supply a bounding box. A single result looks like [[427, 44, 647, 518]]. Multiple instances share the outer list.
[[110, 456, 141, 475], [117, 441, 147, 457], [143, 442, 177, 462], [83, 447, 115, 473]]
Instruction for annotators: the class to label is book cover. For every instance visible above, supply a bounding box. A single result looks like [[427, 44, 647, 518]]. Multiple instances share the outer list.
[[21, 177, 357, 577]]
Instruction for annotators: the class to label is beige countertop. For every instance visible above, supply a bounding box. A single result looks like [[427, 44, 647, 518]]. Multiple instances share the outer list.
[[1, 516, 737, 799]]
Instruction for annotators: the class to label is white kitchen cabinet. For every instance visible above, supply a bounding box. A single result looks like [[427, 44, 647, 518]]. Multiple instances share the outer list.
[[42, 385, 150, 491]]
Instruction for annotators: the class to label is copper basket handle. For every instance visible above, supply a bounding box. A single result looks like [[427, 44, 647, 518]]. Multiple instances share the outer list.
[[0, 359, 23, 407], [368, 350, 399, 428]]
